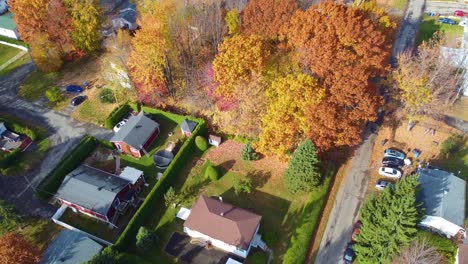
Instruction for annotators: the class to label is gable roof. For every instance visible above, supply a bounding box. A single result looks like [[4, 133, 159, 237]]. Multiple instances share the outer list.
[[119, 2, 137, 24], [184, 196, 261, 250], [56, 165, 130, 216], [110, 112, 159, 149], [40, 229, 102, 264], [417, 168, 466, 227], [0, 13, 16, 31], [181, 119, 197, 133]]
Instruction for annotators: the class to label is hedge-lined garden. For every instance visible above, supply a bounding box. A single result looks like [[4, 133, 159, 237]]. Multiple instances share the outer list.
[[114, 106, 206, 250], [36, 135, 99, 200]]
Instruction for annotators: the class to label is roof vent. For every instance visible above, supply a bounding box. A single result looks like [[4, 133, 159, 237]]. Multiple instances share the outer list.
[[220, 212, 224, 217], [444, 190, 448, 195], [219, 196, 223, 202]]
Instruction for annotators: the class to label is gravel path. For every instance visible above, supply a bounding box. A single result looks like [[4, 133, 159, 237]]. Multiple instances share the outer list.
[[0, 64, 113, 217]]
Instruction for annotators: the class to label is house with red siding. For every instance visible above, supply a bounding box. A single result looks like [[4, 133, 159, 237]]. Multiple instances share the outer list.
[[110, 112, 160, 158], [55, 165, 135, 225]]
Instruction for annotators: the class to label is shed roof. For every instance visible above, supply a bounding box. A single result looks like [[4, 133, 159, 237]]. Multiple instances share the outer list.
[[118, 166, 143, 184], [119, 2, 136, 23], [110, 112, 159, 149], [417, 168, 466, 227], [181, 119, 197, 133], [40, 229, 102, 264], [56, 165, 129, 216], [184, 196, 261, 250], [0, 13, 16, 31]]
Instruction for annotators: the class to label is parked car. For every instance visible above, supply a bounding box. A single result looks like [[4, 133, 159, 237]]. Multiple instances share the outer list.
[[70, 95, 87, 106], [351, 221, 362, 242], [383, 149, 405, 160], [382, 157, 404, 167], [375, 180, 393, 190], [438, 18, 456, 25], [66, 85, 84, 93], [344, 243, 354, 264], [113, 119, 128, 133], [454, 10, 466, 17], [379, 167, 402, 179]]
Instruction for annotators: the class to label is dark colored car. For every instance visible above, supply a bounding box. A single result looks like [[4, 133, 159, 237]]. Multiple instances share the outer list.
[[66, 85, 84, 93], [438, 18, 456, 25], [71, 95, 87, 106], [344, 243, 354, 264], [382, 157, 404, 167]]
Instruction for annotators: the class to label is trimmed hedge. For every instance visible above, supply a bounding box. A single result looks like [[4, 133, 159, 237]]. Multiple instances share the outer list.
[[195, 136, 208, 151], [0, 149, 21, 169], [114, 107, 206, 250], [0, 117, 38, 141], [105, 104, 132, 129], [36, 135, 99, 200]]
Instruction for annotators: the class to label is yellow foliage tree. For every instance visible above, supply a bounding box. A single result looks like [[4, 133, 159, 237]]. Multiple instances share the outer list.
[[257, 73, 325, 158], [30, 32, 63, 72], [66, 0, 102, 54]]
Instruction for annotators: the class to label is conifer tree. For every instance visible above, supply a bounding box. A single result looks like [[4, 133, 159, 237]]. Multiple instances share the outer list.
[[283, 139, 321, 193], [354, 175, 421, 263]]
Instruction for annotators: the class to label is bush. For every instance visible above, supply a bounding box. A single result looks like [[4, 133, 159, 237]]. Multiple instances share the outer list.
[[135, 226, 157, 252], [105, 104, 131, 129], [195, 136, 208, 151], [441, 135, 464, 157], [203, 161, 219, 181], [36, 136, 98, 200], [114, 108, 207, 250], [232, 177, 252, 196], [45, 87, 62, 102], [87, 246, 148, 264], [0, 149, 21, 169], [249, 251, 267, 264], [240, 142, 258, 161], [100, 140, 114, 150], [99, 88, 115, 104]]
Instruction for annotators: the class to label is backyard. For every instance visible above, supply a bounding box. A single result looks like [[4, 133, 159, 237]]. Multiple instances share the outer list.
[[134, 140, 324, 263], [0, 42, 29, 76], [417, 15, 463, 45]]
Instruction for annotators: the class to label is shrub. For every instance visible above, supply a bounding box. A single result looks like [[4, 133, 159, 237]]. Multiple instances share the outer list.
[[0, 149, 21, 169], [249, 251, 267, 264], [135, 227, 157, 252], [100, 140, 114, 150], [195, 136, 208, 151], [4, 122, 37, 141], [36, 136, 98, 200], [105, 104, 131, 129], [440, 135, 464, 157], [164, 187, 177, 208], [240, 142, 258, 161], [99, 88, 115, 104], [204, 161, 219, 181], [45, 87, 62, 102], [232, 177, 252, 196]]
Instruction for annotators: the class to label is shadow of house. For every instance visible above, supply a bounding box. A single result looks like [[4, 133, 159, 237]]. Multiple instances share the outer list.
[[417, 167, 466, 238]]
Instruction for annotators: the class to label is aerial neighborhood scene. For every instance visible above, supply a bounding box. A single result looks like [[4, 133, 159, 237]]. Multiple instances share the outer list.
[[0, 0, 467, 263]]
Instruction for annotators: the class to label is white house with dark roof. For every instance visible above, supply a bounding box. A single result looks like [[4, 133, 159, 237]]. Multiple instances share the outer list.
[[0, 12, 19, 39], [417, 167, 466, 238]]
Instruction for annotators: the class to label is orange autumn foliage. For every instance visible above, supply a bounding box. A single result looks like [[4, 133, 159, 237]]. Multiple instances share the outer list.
[[0, 233, 40, 264]]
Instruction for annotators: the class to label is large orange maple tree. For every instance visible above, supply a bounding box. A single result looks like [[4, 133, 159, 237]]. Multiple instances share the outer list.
[[0, 233, 41, 264]]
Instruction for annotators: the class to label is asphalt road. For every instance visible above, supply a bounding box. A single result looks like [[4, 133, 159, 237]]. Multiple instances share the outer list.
[[425, 2, 468, 16], [0, 63, 113, 217], [314, 0, 425, 262]]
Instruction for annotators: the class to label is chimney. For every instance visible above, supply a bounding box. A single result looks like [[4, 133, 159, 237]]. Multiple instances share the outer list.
[[219, 196, 223, 202]]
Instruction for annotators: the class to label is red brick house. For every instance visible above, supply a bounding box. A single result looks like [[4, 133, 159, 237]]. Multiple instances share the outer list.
[[110, 112, 160, 158], [55, 165, 136, 224]]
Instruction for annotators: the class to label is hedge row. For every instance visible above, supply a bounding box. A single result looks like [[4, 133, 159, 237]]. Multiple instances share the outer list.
[[0, 117, 39, 141], [36, 135, 99, 200], [0, 149, 21, 169], [105, 104, 132, 129], [282, 164, 335, 264], [114, 109, 206, 250]]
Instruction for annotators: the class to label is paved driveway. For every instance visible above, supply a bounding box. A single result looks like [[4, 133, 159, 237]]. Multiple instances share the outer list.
[[0, 64, 113, 217], [314, 0, 425, 262]]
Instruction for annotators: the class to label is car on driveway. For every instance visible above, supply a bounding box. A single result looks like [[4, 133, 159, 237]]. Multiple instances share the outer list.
[[379, 167, 402, 179], [70, 95, 87, 106], [454, 10, 466, 17], [384, 149, 405, 160], [375, 180, 393, 190], [343, 243, 354, 264], [438, 18, 456, 25], [113, 119, 128, 133], [382, 157, 404, 167], [66, 85, 84, 93]]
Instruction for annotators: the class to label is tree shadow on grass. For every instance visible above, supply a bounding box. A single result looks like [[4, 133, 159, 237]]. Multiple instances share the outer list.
[[246, 170, 272, 189]]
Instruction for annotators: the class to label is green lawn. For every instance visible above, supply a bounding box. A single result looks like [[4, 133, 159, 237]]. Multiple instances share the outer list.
[[1, 139, 49, 176], [0, 44, 20, 65], [18, 71, 58, 102], [0, 50, 29, 76], [417, 15, 463, 45]]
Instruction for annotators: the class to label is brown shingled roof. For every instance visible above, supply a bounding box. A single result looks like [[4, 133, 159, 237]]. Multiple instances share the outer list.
[[184, 196, 262, 250], [459, 244, 468, 264]]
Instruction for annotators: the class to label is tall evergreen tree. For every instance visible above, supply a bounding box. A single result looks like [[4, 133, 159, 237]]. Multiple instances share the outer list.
[[283, 139, 321, 193], [354, 175, 421, 263]]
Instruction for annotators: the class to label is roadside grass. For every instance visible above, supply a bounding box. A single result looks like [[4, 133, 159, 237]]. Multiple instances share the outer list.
[[0, 44, 20, 65], [417, 15, 463, 45], [72, 88, 118, 126], [18, 71, 58, 102], [0, 52, 30, 76]]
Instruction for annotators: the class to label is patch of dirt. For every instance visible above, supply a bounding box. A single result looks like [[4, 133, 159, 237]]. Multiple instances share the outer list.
[[84, 146, 116, 173]]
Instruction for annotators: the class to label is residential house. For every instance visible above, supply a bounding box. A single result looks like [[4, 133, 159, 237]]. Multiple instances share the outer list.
[[40, 229, 102, 264], [180, 119, 197, 137], [0, 0, 8, 14], [0, 12, 19, 39], [118, 166, 145, 190], [455, 243, 468, 264], [0, 122, 25, 152], [110, 111, 160, 158], [183, 196, 267, 258], [208, 134, 221, 147], [417, 167, 466, 239], [55, 165, 136, 225]]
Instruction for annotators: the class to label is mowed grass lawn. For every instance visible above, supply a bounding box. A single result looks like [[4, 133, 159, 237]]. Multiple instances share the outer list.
[[417, 15, 463, 45], [72, 88, 119, 126], [18, 71, 58, 102], [0, 44, 20, 65]]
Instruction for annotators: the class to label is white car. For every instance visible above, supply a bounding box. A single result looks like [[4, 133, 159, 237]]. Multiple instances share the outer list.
[[113, 119, 128, 133], [378, 167, 402, 179], [375, 180, 393, 190]]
